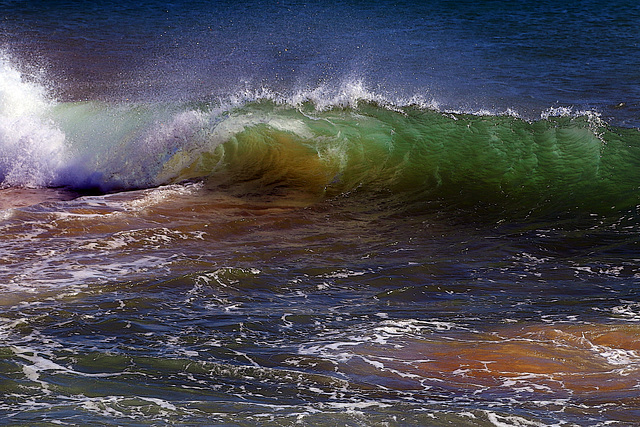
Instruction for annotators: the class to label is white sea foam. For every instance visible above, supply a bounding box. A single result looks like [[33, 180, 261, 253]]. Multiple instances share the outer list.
[[611, 302, 640, 321], [485, 411, 548, 427], [374, 318, 455, 336], [9, 344, 125, 398]]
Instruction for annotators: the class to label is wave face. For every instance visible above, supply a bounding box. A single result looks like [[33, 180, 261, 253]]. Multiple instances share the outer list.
[[154, 102, 640, 218], [1, 54, 639, 220]]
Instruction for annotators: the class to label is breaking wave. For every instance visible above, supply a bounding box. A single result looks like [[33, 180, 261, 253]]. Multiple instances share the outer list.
[[2, 57, 639, 219]]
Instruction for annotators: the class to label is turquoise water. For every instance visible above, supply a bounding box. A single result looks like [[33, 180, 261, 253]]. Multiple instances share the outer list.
[[1, 1, 640, 425]]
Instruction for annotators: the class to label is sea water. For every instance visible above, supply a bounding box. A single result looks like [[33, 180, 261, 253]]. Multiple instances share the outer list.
[[1, 1, 640, 425]]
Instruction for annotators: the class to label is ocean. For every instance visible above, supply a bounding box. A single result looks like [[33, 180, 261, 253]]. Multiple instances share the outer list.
[[1, 1, 640, 425]]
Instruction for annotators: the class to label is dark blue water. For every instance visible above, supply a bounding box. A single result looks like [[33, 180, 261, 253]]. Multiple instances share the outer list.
[[1, 1, 640, 425]]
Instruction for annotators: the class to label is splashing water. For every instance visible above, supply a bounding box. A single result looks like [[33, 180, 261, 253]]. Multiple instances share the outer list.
[[0, 56, 66, 187]]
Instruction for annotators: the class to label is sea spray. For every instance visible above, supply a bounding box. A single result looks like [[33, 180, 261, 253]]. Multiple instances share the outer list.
[[0, 56, 66, 187]]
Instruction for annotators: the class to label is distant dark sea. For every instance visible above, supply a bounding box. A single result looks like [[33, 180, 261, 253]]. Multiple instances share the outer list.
[[1, 1, 640, 425]]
